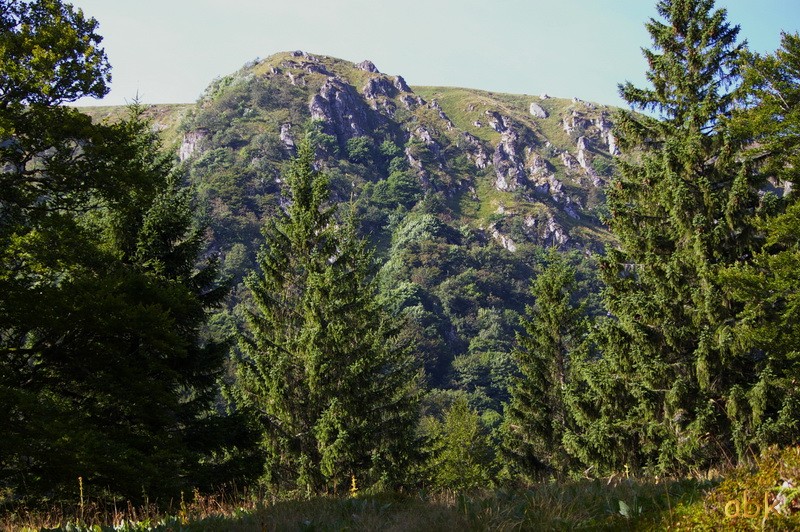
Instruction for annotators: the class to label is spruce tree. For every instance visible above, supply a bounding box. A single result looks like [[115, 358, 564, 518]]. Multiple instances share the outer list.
[[571, 0, 763, 474], [424, 396, 493, 491], [718, 32, 800, 457], [501, 249, 585, 480], [235, 137, 419, 495], [0, 95, 232, 502], [0, 1, 233, 502]]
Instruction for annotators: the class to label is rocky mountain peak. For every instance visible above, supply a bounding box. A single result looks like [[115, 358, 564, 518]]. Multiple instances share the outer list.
[[356, 59, 379, 73], [146, 52, 620, 254]]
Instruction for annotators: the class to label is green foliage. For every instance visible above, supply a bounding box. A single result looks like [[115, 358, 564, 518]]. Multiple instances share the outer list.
[[733, 32, 800, 184], [371, 170, 421, 209], [345, 135, 373, 164], [234, 138, 420, 495], [714, 33, 800, 458], [0, 0, 110, 107], [0, 109, 232, 504], [718, 204, 800, 457], [571, 0, 764, 475], [378, 139, 401, 158], [502, 249, 586, 480], [423, 396, 494, 491], [0, 2, 239, 503]]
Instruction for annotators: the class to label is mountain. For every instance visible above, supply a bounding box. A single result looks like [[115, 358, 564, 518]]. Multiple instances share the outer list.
[[81, 51, 618, 420]]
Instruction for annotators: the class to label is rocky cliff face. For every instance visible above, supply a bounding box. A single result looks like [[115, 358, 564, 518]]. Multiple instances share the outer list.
[[173, 51, 617, 257]]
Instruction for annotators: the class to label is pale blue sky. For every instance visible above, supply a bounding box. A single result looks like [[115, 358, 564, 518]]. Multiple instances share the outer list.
[[70, 0, 798, 108]]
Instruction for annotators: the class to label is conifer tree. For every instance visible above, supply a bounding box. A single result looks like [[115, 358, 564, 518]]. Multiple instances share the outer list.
[[501, 249, 585, 480], [235, 137, 419, 495], [571, 0, 764, 474], [0, 1, 233, 502], [718, 32, 800, 457], [0, 104, 231, 502], [424, 396, 493, 491]]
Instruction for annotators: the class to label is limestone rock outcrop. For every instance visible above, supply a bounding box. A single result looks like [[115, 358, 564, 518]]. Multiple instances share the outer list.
[[310, 76, 371, 141], [493, 129, 526, 191], [280, 123, 294, 150], [461, 132, 490, 169], [180, 128, 209, 162], [529, 102, 548, 118], [524, 214, 569, 246], [363, 76, 397, 100], [393, 75, 411, 93], [356, 59, 379, 73]]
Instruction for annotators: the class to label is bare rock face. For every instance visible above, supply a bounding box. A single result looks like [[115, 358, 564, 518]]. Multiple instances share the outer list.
[[414, 125, 440, 153], [280, 123, 295, 150], [607, 131, 620, 156], [493, 130, 526, 191], [356, 59, 379, 73], [363, 76, 396, 99], [309, 76, 371, 141], [528, 153, 552, 176], [562, 111, 592, 135], [304, 63, 330, 75], [576, 136, 592, 170], [491, 225, 517, 252], [405, 146, 424, 172], [400, 94, 418, 110], [595, 114, 620, 156], [286, 71, 304, 86], [429, 99, 455, 130], [405, 145, 431, 188], [394, 75, 411, 93], [180, 128, 209, 162], [524, 214, 570, 246], [461, 132, 490, 169], [560, 151, 579, 170], [533, 173, 564, 200], [529, 102, 548, 118], [564, 202, 581, 220], [486, 111, 509, 133]]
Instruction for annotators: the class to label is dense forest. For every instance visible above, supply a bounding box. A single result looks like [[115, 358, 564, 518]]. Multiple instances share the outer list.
[[2, 0, 800, 528]]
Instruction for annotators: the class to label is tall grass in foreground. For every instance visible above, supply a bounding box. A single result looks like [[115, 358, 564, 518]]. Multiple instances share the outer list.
[[0, 478, 707, 531], [3, 447, 799, 530]]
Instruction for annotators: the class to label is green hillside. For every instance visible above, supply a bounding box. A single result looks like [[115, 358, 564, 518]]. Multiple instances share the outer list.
[[77, 53, 619, 420]]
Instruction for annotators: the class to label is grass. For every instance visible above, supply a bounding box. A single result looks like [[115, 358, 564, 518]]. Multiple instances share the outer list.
[[0, 477, 735, 531], [0, 480, 706, 531], [6, 448, 800, 530], [77, 104, 193, 148], [3, 479, 798, 530]]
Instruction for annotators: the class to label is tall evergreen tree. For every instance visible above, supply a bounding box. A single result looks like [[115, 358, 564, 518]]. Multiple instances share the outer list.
[[1, 101, 231, 502], [0, 1, 232, 500], [718, 32, 800, 457], [501, 249, 585, 480], [570, 0, 765, 474], [235, 137, 419, 495]]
